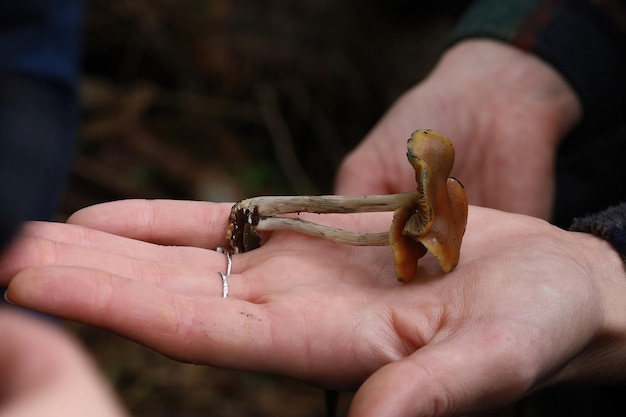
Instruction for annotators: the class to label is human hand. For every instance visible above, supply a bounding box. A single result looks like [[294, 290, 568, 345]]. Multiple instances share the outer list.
[[1, 199, 625, 416], [335, 39, 582, 219], [0, 308, 127, 417]]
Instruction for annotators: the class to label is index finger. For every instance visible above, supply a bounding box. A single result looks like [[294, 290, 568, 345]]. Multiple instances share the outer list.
[[67, 199, 232, 248]]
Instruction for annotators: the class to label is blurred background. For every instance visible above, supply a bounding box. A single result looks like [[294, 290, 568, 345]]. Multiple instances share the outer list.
[[58, 0, 467, 416]]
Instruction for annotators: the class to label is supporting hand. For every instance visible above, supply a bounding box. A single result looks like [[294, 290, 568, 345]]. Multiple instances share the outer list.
[[1, 199, 625, 416], [335, 39, 582, 219]]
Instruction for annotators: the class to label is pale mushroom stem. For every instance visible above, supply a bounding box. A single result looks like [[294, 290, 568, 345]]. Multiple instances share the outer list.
[[232, 192, 419, 216], [256, 216, 390, 245], [229, 192, 419, 249]]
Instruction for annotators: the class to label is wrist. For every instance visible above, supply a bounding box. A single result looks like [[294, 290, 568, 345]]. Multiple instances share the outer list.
[[553, 231, 626, 383], [424, 39, 582, 148]]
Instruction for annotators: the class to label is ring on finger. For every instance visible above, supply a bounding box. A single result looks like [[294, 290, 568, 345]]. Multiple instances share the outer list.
[[216, 247, 233, 298]]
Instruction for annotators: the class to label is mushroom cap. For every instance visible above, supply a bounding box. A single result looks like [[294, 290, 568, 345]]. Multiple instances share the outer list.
[[390, 129, 468, 281]]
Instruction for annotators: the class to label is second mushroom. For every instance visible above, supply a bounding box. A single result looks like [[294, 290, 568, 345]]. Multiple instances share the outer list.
[[226, 129, 468, 281]]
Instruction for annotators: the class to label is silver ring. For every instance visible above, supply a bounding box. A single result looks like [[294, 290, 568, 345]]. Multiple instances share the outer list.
[[216, 247, 233, 298], [216, 247, 233, 275], [219, 272, 229, 298]]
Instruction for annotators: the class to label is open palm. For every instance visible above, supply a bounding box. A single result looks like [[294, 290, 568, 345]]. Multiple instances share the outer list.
[[1, 199, 621, 416]]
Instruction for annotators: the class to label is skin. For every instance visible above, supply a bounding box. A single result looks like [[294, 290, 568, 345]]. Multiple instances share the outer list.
[[0, 308, 128, 417], [1, 199, 625, 417], [335, 39, 582, 219]]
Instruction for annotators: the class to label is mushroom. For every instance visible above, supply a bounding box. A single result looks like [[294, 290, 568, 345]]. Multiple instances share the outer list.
[[226, 129, 468, 281]]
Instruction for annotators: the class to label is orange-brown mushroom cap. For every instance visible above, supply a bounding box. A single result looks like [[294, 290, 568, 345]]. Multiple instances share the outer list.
[[390, 129, 468, 281]]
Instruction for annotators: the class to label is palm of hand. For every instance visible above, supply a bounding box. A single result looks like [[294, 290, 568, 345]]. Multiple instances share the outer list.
[[0, 200, 603, 416]]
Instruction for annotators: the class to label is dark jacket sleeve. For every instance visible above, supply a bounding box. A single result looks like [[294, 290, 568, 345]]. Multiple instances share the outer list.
[[449, 0, 626, 129], [0, 1, 81, 251], [570, 202, 626, 264]]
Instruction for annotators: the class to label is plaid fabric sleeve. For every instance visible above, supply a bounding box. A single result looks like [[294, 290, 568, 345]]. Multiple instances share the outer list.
[[570, 203, 626, 264], [448, 0, 626, 129]]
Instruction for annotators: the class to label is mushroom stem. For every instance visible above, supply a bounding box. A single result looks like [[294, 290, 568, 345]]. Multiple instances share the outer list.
[[256, 216, 390, 246], [232, 192, 419, 216], [227, 192, 419, 252]]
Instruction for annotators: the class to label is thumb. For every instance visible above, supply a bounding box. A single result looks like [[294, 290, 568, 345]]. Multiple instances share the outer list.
[[348, 335, 535, 417]]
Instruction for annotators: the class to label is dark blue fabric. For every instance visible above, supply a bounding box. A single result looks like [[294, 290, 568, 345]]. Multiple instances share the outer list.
[[0, 72, 77, 250], [0, 0, 81, 88], [0, 0, 81, 251]]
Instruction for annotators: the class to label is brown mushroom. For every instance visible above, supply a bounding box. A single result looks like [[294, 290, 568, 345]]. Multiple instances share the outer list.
[[226, 129, 468, 281], [390, 129, 468, 280]]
